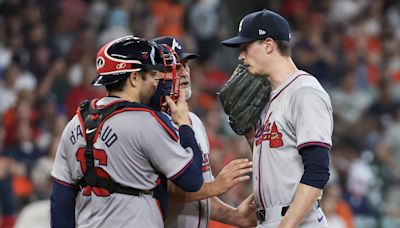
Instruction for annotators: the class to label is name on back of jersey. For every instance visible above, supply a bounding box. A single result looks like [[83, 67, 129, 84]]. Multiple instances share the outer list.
[[69, 124, 118, 148], [255, 112, 284, 148]]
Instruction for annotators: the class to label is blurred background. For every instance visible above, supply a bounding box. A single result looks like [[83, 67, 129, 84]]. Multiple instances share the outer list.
[[0, 0, 399, 227]]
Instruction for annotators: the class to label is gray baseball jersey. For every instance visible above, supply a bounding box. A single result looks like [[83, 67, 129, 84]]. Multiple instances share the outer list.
[[51, 97, 194, 228], [253, 71, 333, 222], [165, 112, 214, 228]]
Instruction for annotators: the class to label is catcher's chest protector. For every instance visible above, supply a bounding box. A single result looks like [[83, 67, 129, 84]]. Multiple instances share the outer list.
[[77, 99, 154, 196]]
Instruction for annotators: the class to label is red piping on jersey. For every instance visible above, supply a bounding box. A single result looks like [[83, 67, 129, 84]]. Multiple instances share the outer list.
[[258, 73, 311, 138], [269, 73, 311, 103], [298, 142, 331, 151], [156, 199, 164, 220], [258, 143, 265, 209], [152, 113, 179, 142], [94, 107, 179, 142], [77, 103, 179, 144], [170, 158, 193, 180], [76, 109, 87, 141], [52, 177, 79, 189]]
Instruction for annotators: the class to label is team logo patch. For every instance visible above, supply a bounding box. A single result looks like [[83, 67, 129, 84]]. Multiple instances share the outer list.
[[255, 112, 284, 147], [238, 19, 244, 32], [116, 62, 126, 69], [171, 39, 182, 50], [96, 56, 105, 70]]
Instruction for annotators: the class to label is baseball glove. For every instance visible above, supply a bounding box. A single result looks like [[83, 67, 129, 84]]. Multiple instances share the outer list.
[[218, 64, 271, 135]]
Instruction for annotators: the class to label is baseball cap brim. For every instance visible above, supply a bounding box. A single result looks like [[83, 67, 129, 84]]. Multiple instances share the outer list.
[[221, 35, 257, 48], [90, 74, 130, 86], [180, 53, 199, 60]]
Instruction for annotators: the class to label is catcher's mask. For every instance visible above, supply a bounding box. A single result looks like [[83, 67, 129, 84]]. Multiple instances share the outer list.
[[149, 44, 181, 112], [91, 35, 165, 86]]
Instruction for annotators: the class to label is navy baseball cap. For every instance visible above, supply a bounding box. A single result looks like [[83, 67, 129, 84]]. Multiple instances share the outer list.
[[152, 36, 199, 61], [222, 9, 291, 48]]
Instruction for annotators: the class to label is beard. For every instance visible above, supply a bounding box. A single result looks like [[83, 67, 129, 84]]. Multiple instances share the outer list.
[[183, 87, 192, 100]]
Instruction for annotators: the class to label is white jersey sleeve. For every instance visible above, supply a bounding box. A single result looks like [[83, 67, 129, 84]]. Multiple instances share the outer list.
[[289, 86, 333, 149], [140, 116, 193, 179]]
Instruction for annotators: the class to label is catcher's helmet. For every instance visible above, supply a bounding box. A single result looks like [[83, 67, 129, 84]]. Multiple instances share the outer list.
[[149, 44, 181, 112], [91, 35, 165, 86]]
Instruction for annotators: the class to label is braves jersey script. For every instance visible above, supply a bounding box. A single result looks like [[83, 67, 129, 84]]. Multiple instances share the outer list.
[[253, 70, 333, 210], [51, 97, 193, 228], [165, 112, 214, 228]]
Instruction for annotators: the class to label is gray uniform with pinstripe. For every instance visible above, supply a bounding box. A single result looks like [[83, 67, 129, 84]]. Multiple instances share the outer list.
[[253, 70, 333, 227]]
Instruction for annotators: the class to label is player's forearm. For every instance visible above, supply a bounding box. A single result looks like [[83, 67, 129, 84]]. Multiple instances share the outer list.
[[279, 183, 321, 228], [210, 197, 238, 225], [168, 181, 219, 202]]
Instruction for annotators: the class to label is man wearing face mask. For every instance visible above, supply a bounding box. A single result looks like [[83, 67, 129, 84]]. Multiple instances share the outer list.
[[153, 36, 257, 228], [50, 35, 205, 228]]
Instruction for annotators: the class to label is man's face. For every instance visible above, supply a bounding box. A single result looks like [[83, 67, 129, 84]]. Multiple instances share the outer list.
[[238, 40, 267, 75], [139, 71, 159, 104], [177, 60, 191, 100]]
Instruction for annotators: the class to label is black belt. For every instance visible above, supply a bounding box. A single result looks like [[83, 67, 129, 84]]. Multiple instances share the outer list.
[[256, 201, 320, 223], [256, 206, 289, 223]]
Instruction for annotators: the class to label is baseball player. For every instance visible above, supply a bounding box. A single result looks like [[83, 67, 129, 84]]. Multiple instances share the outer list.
[[50, 35, 205, 228], [153, 36, 257, 228], [222, 10, 333, 227]]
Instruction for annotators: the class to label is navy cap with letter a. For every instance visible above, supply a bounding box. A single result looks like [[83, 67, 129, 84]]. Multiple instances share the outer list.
[[222, 9, 291, 48], [152, 36, 199, 61]]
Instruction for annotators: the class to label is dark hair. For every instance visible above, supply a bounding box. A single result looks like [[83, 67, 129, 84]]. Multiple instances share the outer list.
[[104, 72, 148, 93], [104, 73, 130, 92], [275, 40, 291, 57]]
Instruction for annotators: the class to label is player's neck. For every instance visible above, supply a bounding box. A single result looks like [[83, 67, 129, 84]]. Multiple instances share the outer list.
[[108, 91, 139, 103], [267, 57, 298, 89]]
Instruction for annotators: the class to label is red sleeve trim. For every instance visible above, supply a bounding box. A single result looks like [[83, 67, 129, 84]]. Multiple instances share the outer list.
[[150, 112, 179, 142], [76, 109, 87, 141], [298, 142, 331, 151], [155, 199, 164, 220], [169, 158, 193, 180], [52, 177, 79, 190], [92, 107, 179, 143]]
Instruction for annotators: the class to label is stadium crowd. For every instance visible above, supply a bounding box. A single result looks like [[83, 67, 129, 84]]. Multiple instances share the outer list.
[[0, 0, 399, 227]]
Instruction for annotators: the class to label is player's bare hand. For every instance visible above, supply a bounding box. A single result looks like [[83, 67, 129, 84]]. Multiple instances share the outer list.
[[234, 193, 257, 227], [212, 158, 252, 195], [166, 90, 191, 127]]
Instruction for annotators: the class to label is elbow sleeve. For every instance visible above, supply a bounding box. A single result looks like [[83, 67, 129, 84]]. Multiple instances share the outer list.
[[170, 161, 204, 192], [51, 179, 79, 228], [179, 125, 203, 169], [299, 146, 330, 189], [169, 125, 204, 192]]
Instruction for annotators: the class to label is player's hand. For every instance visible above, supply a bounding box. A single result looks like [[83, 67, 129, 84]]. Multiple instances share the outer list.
[[166, 90, 191, 127], [211, 159, 252, 195], [234, 193, 257, 227]]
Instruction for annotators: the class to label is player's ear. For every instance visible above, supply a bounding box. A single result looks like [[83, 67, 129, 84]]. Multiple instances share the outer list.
[[128, 72, 138, 87], [263, 38, 275, 54]]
